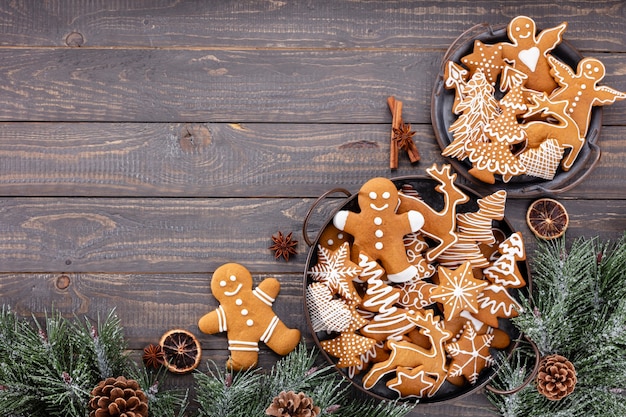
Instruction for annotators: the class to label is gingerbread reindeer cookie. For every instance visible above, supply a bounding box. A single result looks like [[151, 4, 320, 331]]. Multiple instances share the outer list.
[[198, 263, 301, 371], [333, 177, 425, 283]]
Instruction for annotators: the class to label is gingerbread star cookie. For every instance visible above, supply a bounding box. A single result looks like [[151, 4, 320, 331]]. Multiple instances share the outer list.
[[461, 40, 506, 86]]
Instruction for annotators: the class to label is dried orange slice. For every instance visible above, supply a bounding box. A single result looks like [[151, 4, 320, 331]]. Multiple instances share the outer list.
[[526, 198, 569, 240], [159, 329, 202, 374]]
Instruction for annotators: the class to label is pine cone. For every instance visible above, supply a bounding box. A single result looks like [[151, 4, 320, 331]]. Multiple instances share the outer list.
[[88, 376, 148, 417], [266, 390, 321, 417], [536, 354, 577, 401]]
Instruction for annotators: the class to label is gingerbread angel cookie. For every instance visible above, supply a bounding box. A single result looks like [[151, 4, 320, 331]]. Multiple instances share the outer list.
[[333, 177, 424, 283], [198, 263, 301, 371], [500, 15, 567, 93]]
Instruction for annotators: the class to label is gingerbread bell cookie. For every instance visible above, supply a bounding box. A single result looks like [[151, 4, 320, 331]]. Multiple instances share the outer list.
[[306, 164, 527, 399], [441, 15, 625, 184], [198, 263, 301, 371]]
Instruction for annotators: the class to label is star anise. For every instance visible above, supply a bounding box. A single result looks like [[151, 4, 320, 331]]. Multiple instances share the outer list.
[[269, 231, 298, 262], [142, 343, 165, 369], [393, 123, 416, 150], [392, 122, 421, 162]]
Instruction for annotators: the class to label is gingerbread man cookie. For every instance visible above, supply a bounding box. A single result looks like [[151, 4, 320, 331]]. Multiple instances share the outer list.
[[198, 263, 301, 371], [333, 177, 424, 283], [548, 55, 626, 136]]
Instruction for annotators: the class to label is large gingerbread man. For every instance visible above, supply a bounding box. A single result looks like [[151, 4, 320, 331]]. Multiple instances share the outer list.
[[198, 263, 301, 371], [333, 177, 424, 283]]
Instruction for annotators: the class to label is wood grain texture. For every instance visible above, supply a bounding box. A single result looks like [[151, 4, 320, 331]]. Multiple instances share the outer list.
[[0, 196, 623, 274], [0, 122, 623, 198], [0, 49, 624, 123], [0, 2, 624, 416], [0, 0, 624, 52]]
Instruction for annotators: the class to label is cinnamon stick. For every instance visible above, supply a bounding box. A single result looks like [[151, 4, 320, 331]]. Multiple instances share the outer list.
[[387, 96, 402, 169]]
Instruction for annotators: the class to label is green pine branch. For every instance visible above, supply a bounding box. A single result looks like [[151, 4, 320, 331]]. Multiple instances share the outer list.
[[488, 234, 626, 417], [194, 341, 415, 417], [0, 308, 188, 417]]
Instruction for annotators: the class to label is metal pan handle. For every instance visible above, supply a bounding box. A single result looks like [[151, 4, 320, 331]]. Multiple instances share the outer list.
[[302, 188, 352, 247], [485, 335, 541, 395]]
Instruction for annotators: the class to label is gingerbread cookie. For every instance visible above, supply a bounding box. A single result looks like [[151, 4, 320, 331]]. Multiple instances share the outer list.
[[445, 322, 495, 385], [483, 232, 527, 288], [306, 283, 352, 333], [444, 60, 470, 114], [456, 190, 507, 245], [398, 278, 437, 310], [308, 242, 362, 303], [398, 164, 469, 262], [320, 332, 377, 369], [500, 16, 567, 93], [465, 139, 527, 184], [518, 138, 564, 180], [444, 69, 499, 160], [483, 79, 529, 146], [357, 252, 418, 341], [198, 263, 301, 371], [472, 283, 521, 328], [316, 223, 352, 253], [521, 93, 584, 171], [461, 41, 506, 87], [548, 55, 626, 136], [430, 261, 488, 321], [362, 310, 452, 397], [333, 177, 424, 283], [403, 231, 436, 279]]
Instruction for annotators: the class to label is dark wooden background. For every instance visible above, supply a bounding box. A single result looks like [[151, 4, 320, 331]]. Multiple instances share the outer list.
[[0, 1, 624, 415]]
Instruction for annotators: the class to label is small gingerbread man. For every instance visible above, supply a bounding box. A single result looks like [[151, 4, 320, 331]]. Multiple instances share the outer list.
[[333, 177, 424, 283], [548, 55, 626, 136], [198, 263, 301, 371]]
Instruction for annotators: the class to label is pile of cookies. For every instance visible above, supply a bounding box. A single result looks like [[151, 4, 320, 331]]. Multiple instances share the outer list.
[[306, 164, 526, 399], [441, 15, 625, 184]]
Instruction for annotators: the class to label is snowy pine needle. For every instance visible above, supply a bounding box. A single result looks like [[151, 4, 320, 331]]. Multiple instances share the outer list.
[[489, 234, 626, 417]]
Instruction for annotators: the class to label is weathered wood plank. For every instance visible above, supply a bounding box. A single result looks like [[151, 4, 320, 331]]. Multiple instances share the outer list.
[[0, 0, 623, 52], [0, 49, 624, 123], [0, 197, 623, 273], [0, 122, 623, 199]]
